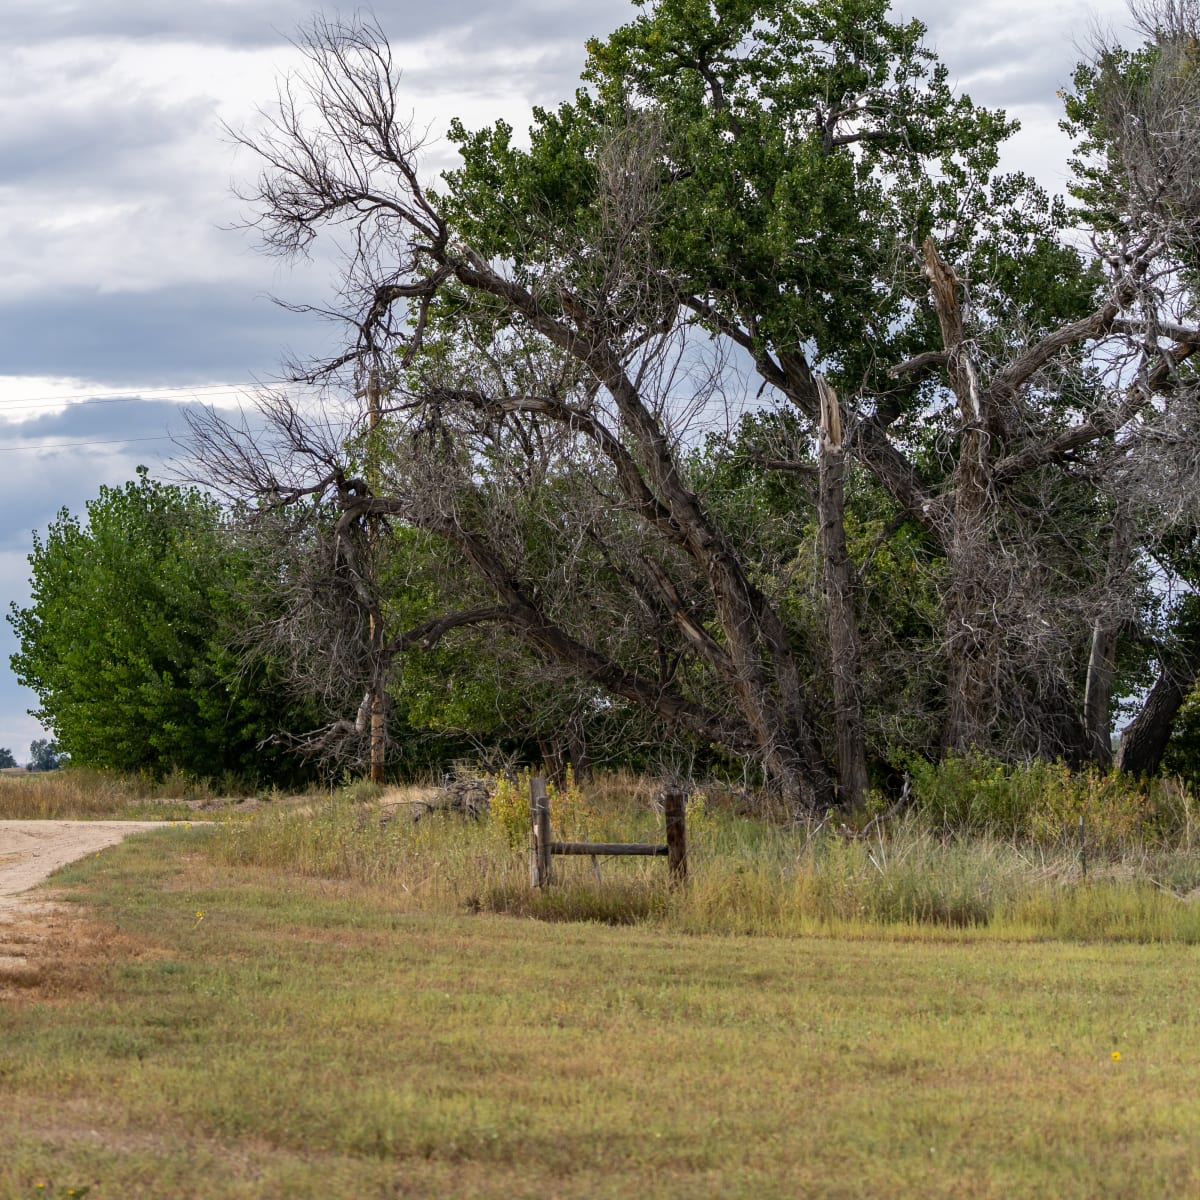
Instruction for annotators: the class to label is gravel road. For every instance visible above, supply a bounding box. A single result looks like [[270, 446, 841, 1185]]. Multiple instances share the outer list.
[[0, 820, 169, 914]]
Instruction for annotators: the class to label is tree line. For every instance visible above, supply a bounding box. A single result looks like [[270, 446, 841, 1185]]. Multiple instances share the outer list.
[[12, 0, 1200, 806]]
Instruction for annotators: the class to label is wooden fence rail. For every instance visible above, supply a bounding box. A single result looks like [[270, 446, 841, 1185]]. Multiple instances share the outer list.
[[529, 776, 687, 888]]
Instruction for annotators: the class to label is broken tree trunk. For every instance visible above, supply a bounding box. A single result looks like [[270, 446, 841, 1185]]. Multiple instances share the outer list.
[[817, 376, 870, 809]]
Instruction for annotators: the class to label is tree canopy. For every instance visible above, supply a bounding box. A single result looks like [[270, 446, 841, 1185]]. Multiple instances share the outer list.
[[8, 470, 310, 780], [177, 0, 1200, 806]]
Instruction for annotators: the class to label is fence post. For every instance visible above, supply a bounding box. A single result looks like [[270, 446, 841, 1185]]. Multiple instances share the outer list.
[[530, 775, 553, 888], [663, 789, 687, 885]]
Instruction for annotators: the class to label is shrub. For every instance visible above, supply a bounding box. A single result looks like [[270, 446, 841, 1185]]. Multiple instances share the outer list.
[[488, 766, 595, 848], [907, 753, 1177, 850]]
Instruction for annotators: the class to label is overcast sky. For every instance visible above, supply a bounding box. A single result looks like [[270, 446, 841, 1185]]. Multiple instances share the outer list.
[[0, 0, 1135, 761]]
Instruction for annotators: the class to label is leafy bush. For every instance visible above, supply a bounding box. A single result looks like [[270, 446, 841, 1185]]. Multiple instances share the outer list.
[[907, 753, 1175, 850], [488, 766, 594, 848]]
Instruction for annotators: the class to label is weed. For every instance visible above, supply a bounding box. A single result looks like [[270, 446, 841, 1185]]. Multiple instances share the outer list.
[[487, 766, 595, 848]]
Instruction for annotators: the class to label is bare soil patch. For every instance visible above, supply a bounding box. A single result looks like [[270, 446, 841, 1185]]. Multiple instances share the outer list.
[[0, 820, 170, 1000], [0, 820, 166, 910]]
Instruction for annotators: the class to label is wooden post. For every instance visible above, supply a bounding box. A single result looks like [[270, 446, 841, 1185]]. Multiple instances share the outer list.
[[663, 789, 687, 885], [530, 775, 553, 888]]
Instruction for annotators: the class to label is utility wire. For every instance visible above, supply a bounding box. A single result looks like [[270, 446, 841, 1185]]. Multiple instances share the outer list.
[[0, 426, 273, 454], [0, 434, 182, 454]]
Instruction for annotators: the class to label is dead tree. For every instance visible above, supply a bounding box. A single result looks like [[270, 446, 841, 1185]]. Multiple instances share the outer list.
[[196, 8, 1200, 800], [816, 377, 869, 807]]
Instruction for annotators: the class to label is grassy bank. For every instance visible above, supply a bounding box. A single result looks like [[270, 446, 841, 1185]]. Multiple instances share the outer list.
[[206, 779, 1200, 942], [10, 760, 1200, 941], [4, 827, 1200, 1198]]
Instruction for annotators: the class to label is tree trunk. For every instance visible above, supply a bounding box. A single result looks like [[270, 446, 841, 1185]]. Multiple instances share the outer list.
[[368, 608, 386, 784], [1083, 509, 1133, 766], [817, 378, 869, 809], [922, 237, 997, 754], [564, 705, 591, 781], [369, 681, 386, 783], [1116, 656, 1199, 776], [538, 737, 567, 788], [367, 367, 387, 784]]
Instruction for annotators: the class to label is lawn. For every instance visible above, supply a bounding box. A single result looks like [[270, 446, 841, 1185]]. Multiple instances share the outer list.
[[3, 825, 1200, 1198]]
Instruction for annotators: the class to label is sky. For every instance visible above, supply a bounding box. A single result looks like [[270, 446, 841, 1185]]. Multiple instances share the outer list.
[[0, 0, 1136, 762]]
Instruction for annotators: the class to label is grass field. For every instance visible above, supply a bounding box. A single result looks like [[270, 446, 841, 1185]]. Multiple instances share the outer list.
[[4, 825, 1200, 1198], [0, 768, 259, 821]]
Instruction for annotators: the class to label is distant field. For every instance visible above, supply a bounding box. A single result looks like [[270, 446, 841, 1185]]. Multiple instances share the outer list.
[[2, 826, 1200, 1199], [0, 768, 313, 822]]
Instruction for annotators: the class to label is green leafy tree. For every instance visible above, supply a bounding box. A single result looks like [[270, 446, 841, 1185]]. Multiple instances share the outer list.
[[9, 470, 308, 781], [195, 2, 1200, 806], [27, 739, 61, 771], [0, 747, 17, 769]]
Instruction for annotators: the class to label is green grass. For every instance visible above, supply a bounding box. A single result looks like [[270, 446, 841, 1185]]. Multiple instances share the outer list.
[[207, 793, 1200, 942], [4, 827, 1200, 1197]]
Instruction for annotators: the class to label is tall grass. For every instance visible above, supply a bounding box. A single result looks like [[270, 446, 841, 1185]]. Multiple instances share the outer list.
[[0, 766, 277, 820], [204, 766, 1200, 943]]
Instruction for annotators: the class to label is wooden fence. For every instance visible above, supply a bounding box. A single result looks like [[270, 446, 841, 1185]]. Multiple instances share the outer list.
[[528, 776, 687, 888]]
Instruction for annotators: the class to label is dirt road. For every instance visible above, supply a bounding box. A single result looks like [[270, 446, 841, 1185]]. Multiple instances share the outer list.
[[0, 820, 176, 993], [0, 820, 169, 914]]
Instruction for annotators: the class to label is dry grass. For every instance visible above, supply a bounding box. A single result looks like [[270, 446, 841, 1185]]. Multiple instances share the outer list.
[[3, 828, 1200, 1198], [204, 781, 1200, 942], [0, 768, 317, 821]]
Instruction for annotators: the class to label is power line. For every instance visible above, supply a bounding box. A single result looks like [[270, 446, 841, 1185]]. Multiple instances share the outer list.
[[0, 426, 271, 454], [0, 434, 182, 454], [0, 394, 226, 417]]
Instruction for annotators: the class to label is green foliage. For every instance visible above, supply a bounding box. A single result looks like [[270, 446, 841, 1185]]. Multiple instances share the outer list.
[[907, 753, 1169, 850], [487, 766, 594, 848], [437, 0, 1095, 403], [419, 0, 1114, 783], [0, 746, 17, 769], [8, 470, 308, 782], [1167, 686, 1200, 785]]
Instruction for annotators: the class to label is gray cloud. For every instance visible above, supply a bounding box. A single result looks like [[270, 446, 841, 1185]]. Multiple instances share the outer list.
[[907, 0, 1131, 108], [4, 1, 631, 53], [0, 285, 341, 386], [2, 396, 196, 444], [0, 92, 211, 189]]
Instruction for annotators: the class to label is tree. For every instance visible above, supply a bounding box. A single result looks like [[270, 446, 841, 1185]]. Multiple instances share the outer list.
[[9, 470, 311, 780], [0, 748, 17, 769], [193, 2, 1200, 808], [1061, 0, 1200, 772], [28, 739, 60, 772]]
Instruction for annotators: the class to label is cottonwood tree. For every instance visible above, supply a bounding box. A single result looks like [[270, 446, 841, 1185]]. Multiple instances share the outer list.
[[1061, 0, 1200, 772], [8, 471, 315, 781], [193, 0, 1200, 807]]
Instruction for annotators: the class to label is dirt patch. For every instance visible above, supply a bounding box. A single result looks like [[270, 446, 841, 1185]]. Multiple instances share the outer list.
[[0, 820, 170, 909], [0, 820, 175, 1000]]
